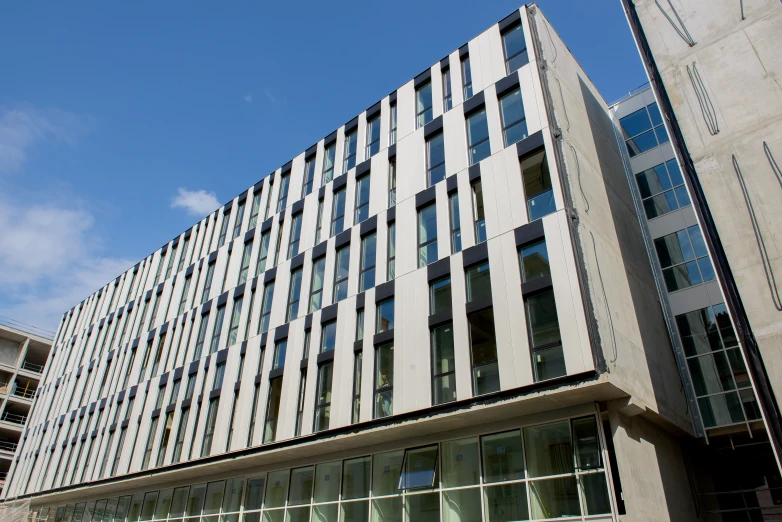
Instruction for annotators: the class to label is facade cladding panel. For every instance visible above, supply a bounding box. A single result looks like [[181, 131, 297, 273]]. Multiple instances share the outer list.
[[3, 4, 758, 522]]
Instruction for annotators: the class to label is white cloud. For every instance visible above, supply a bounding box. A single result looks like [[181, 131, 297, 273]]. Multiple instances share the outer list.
[[170, 187, 219, 217], [264, 89, 277, 104], [0, 198, 134, 333], [244, 93, 253, 103], [0, 106, 90, 174]]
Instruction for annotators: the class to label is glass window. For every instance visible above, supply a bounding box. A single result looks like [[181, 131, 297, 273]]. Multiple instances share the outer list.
[[529, 477, 580, 519], [286, 268, 303, 322], [521, 150, 555, 221], [418, 204, 438, 268], [228, 297, 243, 346], [314, 199, 324, 245], [277, 173, 290, 214], [502, 24, 528, 74], [466, 262, 491, 302], [426, 133, 446, 186], [526, 289, 565, 382], [343, 131, 358, 174], [185, 484, 206, 517], [288, 466, 314, 506], [467, 108, 491, 165], [265, 470, 290, 509], [389, 103, 397, 146], [416, 82, 433, 129], [322, 144, 336, 185], [461, 56, 473, 99], [217, 213, 231, 249], [572, 416, 601, 470], [210, 305, 226, 354], [287, 212, 303, 259], [387, 222, 396, 281], [468, 308, 500, 395], [238, 242, 252, 286], [343, 456, 371, 500], [272, 223, 283, 267], [524, 421, 574, 477], [430, 277, 452, 315], [372, 450, 403, 496], [499, 88, 528, 147], [302, 156, 316, 197], [388, 160, 397, 207], [331, 188, 347, 236], [314, 461, 342, 503], [481, 430, 524, 483], [360, 233, 377, 292], [366, 116, 381, 159], [202, 480, 225, 519], [263, 377, 283, 443], [398, 445, 438, 489], [376, 299, 394, 333], [518, 240, 550, 283], [333, 246, 350, 303], [442, 67, 452, 112], [200, 263, 216, 305], [636, 159, 690, 219], [448, 192, 461, 253], [243, 477, 265, 513], [258, 281, 275, 334], [194, 314, 209, 360], [441, 437, 480, 487], [431, 323, 456, 405], [374, 343, 394, 419], [313, 361, 334, 432], [471, 180, 486, 243], [221, 478, 245, 521], [654, 225, 715, 292], [620, 102, 669, 157], [484, 483, 528, 522], [294, 369, 307, 437], [309, 257, 326, 313], [351, 351, 363, 424], [354, 174, 371, 225], [248, 193, 262, 230], [320, 320, 337, 353], [255, 232, 270, 276], [272, 339, 287, 370]]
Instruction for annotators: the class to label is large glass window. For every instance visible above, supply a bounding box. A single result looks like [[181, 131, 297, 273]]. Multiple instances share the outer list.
[[466, 262, 491, 302], [314, 199, 324, 245], [294, 369, 307, 437], [389, 103, 397, 146], [388, 160, 396, 207], [366, 116, 381, 159], [387, 223, 396, 281], [227, 297, 243, 346], [521, 150, 555, 222], [499, 88, 528, 147], [313, 362, 334, 433], [263, 377, 283, 443], [320, 320, 337, 354], [200, 398, 220, 457], [286, 269, 303, 323], [308, 257, 326, 313], [442, 67, 452, 112], [418, 204, 438, 268], [258, 281, 275, 334], [430, 277, 452, 315], [209, 305, 226, 354], [374, 343, 394, 419], [200, 262, 216, 305], [526, 290, 565, 382], [461, 55, 473, 100], [676, 304, 761, 428], [399, 445, 438, 489], [248, 192, 262, 230], [255, 232, 271, 276], [468, 308, 500, 396], [467, 108, 491, 165], [360, 233, 377, 292], [518, 240, 550, 283], [217, 214, 231, 249], [272, 339, 287, 370], [619, 102, 669, 157], [654, 225, 715, 292], [238, 242, 252, 286], [331, 188, 347, 236], [343, 131, 358, 174], [416, 82, 433, 129], [322, 144, 336, 185], [448, 191, 462, 253], [426, 133, 446, 187], [277, 173, 290, 214], [635, 159, 690, 219], [287, 212, 303, 259], [354, 174, 371, 224], [351, 351, 363, 425], [432, 323, 456, 405], [502, 23, 528, 74], [333, 246, 350, 303]]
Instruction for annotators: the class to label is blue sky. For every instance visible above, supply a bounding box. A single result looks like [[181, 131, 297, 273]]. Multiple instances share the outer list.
[[0, 0, 646, 334]]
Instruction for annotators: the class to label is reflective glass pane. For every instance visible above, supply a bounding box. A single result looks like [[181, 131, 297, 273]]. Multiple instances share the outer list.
[[441, 437, 480, 487], [185, 484, 206, 517], [443, 488, 482, 522], [371, 498, 402, 522], [342, 456, 371, 500], [340, 501, 369, 522], [619, 107, 653, 138], [524, 421, 574, 477], [519, 240, 550, 283], [688, 352, 736, 395], [572, 416, 601, 470], [312, 504, 338, 522], [262, 511, 283, 522], [398, 445, 438, 490], [372, 450, 403, 496], [314, 461, 342, 503], [153, 489, 173, 520], [203, 481, 225, 515], [286, 507, 310, 522], [430, 278, 452, 314], [405, 493, 439, 522], [526, 290, 561, 348], [466, 262, 491, 302], [581, 473, 612, 515], [529, 477, 580, 519], [376, 299, 394, 333], [699, 392, 746, 428], [484, 483, 529, 522], [481, 430, 524, 483], [265, 471, 290, 509], [169, 487, 190, 518]]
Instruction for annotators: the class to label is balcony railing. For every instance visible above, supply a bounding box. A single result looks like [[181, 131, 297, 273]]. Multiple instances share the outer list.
[[20, 361, 44, 374], [0, 441, 18, 452], [11, 385, 36, 400], [0, 412, 27, 425]]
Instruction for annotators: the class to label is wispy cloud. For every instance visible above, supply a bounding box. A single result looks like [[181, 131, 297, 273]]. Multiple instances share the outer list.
[[244, 93, 253, 103], [0, 197, 134, 331], [0, 106, 91, 174], [264, 89, 277, 104], [170, 187, 219, 217]]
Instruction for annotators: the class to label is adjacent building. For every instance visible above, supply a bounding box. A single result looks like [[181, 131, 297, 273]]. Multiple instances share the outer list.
[[0, 323, 52, 494], [3, 3, 781, 522]]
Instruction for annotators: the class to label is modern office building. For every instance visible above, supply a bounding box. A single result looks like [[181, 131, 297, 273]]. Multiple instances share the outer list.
[[3, 3, 780, 522], [616, 0, 782, 518], [0, 322, 52, 493]]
